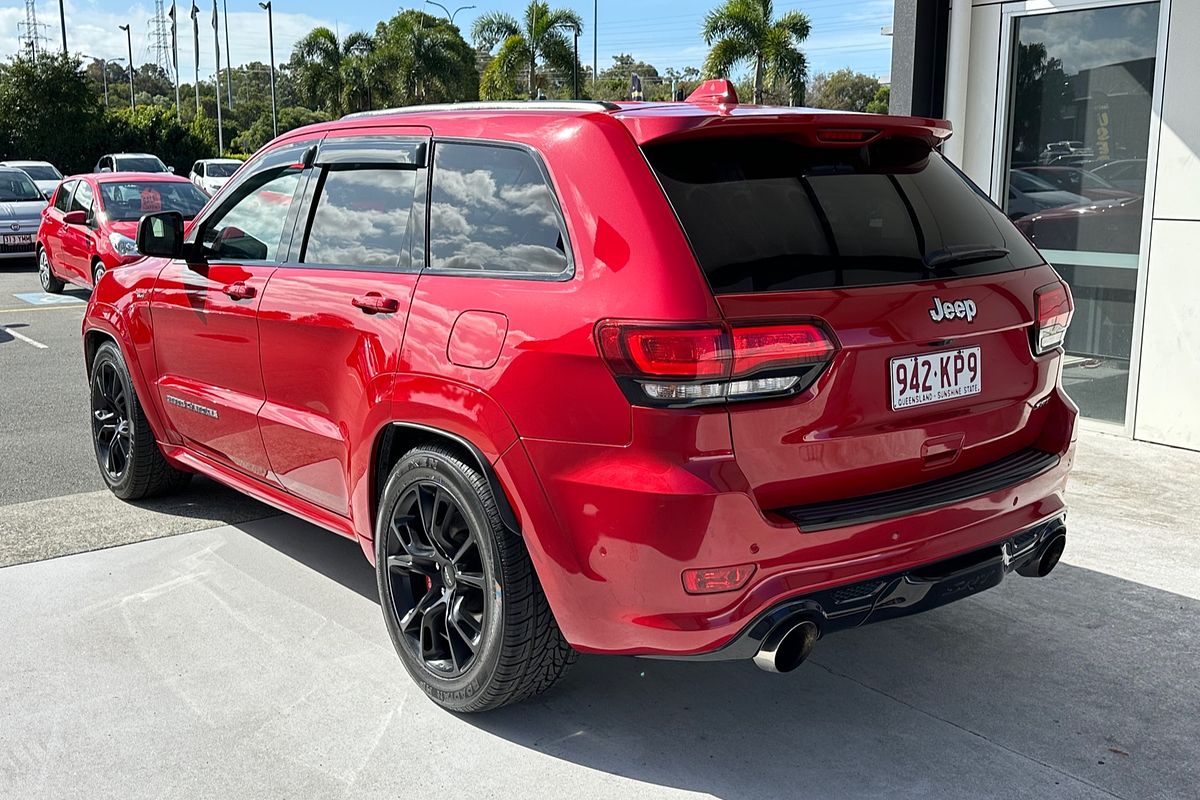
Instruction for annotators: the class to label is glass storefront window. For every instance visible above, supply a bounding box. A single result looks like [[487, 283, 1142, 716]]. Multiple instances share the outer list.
[[1003, 2, 1159, 423]]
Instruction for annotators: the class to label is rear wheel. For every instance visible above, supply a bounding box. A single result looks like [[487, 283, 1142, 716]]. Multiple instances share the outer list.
[[376, 444, 575, 712], [37, 247, 64, 294], [90, 341, 191, 500]]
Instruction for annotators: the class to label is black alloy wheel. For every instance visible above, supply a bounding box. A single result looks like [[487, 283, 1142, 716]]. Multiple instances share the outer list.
[[91, 359, 132, 482], [384, 481, 487, 678]]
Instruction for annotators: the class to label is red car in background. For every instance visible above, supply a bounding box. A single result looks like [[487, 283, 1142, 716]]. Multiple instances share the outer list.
[[36, 171, 208, 292]]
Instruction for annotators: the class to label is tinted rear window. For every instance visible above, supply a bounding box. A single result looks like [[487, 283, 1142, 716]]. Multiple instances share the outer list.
[[116, 157, 166, 172], [645, 136, 1043, 294]]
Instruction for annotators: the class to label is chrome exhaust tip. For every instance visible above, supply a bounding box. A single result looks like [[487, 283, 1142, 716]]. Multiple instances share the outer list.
[[753, 619, 819, 673], [1017, 530, 1067, 578]]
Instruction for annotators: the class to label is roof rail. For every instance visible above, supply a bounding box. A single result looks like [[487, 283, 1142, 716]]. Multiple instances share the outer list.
[[342, 100, 621, 121]]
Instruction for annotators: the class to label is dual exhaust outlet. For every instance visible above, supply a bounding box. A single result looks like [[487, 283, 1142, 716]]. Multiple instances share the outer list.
[[751, 527, 1067, 673]]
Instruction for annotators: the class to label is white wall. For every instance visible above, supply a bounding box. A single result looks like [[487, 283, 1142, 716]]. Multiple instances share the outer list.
[[1134, 0, 1200, 450]]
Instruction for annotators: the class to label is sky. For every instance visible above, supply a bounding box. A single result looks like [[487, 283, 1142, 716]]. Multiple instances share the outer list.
[[0, 0, 894, 82]]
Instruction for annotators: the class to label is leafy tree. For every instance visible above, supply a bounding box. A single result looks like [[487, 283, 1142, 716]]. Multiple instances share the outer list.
[[0, 53, 103, 173], [105, 105, 217, 173], [374, 11, 479, 104], [473, 1, 583, 100], [290, 27, 349, 115], [231, 106, 329, 154], [807, 68, 881, 112], [596, 54, 661, 100], [702, 0, 810, 104], [866, 84, 890, 114]]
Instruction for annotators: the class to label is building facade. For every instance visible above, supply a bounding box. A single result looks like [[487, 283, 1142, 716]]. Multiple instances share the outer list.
[[892, 0, 1199, 451]]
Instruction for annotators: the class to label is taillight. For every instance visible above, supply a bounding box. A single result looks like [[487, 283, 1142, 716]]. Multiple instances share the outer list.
[[595, 320, 837, 406], [682, 564, 756, 594], [1033, 282, 1073, 355]]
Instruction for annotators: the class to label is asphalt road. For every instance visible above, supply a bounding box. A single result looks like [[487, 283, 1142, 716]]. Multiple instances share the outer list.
[[0, 259, 275, 566], [2, 257, 1199, 798]]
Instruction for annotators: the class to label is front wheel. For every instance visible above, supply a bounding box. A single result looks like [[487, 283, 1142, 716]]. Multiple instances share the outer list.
[[92, 261, 106, 289], [376, 444, 576, 712], [90, 341, 191, 500], [38, 247, 64, 294]]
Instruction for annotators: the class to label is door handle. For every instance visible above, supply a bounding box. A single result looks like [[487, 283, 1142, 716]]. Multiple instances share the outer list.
[[222, 281, 256, 300], [352, 293, 399, 314]]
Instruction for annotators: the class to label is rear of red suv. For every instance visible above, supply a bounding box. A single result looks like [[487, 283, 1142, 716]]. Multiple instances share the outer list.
[[83, 94, 1076, 712], [516, 100, 1076, 672]]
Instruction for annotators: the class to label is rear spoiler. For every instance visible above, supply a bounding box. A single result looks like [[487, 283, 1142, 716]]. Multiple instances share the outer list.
[[615, 79, 952, 148]]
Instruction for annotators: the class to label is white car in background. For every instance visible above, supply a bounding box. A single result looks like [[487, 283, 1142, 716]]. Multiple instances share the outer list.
[[94, 153, 172, 174], [189, 158, 242, 195], [0, 160, 63, 197]]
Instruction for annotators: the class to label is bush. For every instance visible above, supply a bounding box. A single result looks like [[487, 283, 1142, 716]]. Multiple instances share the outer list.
[[104, 105, 218, 173]]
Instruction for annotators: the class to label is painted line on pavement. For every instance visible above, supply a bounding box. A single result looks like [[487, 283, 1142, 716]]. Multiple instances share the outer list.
[[2, 326, 49, 349], [0, 305, 86, 314]]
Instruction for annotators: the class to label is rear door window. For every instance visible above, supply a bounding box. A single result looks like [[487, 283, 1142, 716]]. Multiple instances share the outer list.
[[644, 136, 1044, 294], [428, 142, 570, 277], [301, 168, 419, 269]]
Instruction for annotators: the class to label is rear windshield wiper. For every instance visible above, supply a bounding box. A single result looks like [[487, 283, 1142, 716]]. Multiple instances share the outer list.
[[922, 245, 1010, 269]]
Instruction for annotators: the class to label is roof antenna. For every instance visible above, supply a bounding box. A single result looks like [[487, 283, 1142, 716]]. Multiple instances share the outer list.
[[685, 79, 740, 106]]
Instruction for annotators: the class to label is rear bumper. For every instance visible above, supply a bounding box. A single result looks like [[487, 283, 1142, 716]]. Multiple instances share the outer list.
[[659, 515, 1067, 662]]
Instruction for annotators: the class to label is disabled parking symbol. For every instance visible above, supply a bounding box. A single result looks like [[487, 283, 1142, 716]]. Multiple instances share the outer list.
[[13, 292, 86, 306]]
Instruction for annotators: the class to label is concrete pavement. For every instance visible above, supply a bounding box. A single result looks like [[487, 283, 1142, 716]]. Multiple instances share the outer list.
[[2, 430, 1198, 799]]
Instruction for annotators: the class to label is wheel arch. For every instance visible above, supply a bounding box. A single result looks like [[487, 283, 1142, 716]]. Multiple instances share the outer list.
[[371, 421, 521, 537]]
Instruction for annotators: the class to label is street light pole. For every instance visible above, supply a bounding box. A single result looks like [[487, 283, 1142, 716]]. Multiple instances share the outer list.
[[119, 25, 135, 110], [425, 2, 475, 25], [58, 0, 67, 55], [259, 2, 277, 138]]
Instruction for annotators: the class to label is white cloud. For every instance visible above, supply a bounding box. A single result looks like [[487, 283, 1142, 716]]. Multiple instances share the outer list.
[[1, 1, 333, 76]]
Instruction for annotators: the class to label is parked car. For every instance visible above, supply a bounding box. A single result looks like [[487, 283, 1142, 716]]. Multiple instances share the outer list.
[[1016, 166, 1136, 202], [37, 172, 208, 292], [0, 160, 64, 197], [0, 166, 48, 261], [1090, 158, 1148, 193], [188, 158, 242, 195], [94, 153, 172, 174], [1014, 196, 1144, 254], [82, 83, 1077, 712], [1038, 140, 1092, 164], [1007, 170, 1090, 219]]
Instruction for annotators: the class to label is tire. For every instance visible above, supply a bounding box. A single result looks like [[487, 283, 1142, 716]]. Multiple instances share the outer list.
[[37, 246, 64, 294], [90, 341, 192, 500], [376, 444, 576, 712], [92, 260, 106, 289]]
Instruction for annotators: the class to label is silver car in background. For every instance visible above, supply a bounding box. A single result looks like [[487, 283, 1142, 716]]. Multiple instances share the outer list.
[[0, 160, 63, 197], [0, 167, 48, 261]]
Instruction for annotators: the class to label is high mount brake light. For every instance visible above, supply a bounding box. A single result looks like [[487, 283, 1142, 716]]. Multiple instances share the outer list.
[[816, 128, 879, 144], [1033, 282, 1073, 355], [595, 320, 837, 406]]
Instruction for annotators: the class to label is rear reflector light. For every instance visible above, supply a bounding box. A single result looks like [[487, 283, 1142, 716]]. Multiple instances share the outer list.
[[682, 564, 756, 594], [596, 320, 837, 406], [1034, 282, 1073, 354]]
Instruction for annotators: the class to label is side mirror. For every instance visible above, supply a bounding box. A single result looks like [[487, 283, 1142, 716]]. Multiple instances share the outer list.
[[62, 210, 87, 226], [167, 166, 176, 173], [136, 211, 185, 258], [99, 167, 112, 173]]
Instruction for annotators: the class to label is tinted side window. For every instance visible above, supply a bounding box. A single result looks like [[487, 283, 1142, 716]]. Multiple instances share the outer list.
[[202, 169, 301, 261], [302, 168, 418, 269], [54, 180, 77, 212], [70, 181, 94, 216], [428, 143, 569, 276]]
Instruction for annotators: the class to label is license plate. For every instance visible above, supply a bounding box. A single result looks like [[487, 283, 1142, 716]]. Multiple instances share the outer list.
[[890, 347, 981, 410], [2, 234, 32, 245]]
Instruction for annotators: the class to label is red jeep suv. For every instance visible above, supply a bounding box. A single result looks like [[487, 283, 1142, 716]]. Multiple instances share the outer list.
[[82, 82, 1077, 712]]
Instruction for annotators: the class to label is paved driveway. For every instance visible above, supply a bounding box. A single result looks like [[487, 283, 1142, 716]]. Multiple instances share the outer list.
[[2, 434, 1198, 799]]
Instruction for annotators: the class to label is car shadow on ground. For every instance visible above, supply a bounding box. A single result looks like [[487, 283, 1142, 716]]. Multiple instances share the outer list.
[[233, 515, 1199, 800]]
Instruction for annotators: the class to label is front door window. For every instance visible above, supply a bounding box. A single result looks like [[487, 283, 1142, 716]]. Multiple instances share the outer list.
[[1003, 2, 1160, 423]]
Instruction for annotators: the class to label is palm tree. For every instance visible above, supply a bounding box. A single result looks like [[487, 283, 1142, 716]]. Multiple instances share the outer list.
[[702, 0, 811, 105], [374, 11, 479, 104], [472, 1, 583, 100], [290, 27, 347, 115]]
